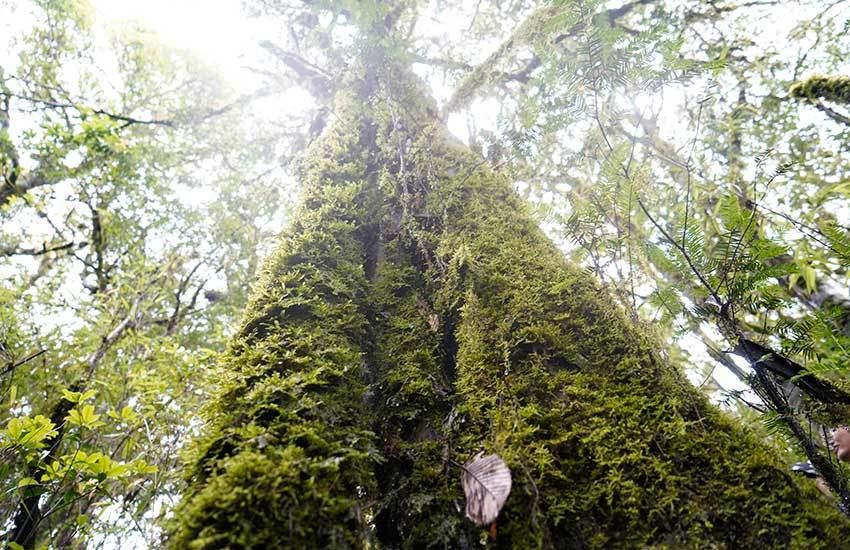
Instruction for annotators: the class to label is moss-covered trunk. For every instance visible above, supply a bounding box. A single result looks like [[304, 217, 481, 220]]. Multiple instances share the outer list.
[[170, 55, 847, 549]]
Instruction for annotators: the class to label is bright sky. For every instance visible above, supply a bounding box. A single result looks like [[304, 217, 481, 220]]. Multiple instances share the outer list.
[[89, 0, 491, 140], [93, 0, 259, 90]]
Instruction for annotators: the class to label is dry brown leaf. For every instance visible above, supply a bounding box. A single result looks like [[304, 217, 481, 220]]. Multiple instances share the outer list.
[[460, 452, 512, 526]]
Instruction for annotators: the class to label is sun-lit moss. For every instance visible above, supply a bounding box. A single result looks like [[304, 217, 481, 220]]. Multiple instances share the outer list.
[[168, 78, 384, 549], [171, 58, 849, 549]]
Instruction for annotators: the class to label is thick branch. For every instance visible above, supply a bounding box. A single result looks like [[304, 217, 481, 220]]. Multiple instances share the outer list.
[[410, 53, 472, 71], [735, 338, 850, 404], [258, 41, 332, 99], [0, 171, 52, 207]]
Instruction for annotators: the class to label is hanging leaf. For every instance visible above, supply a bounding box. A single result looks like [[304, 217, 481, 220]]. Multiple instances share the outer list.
[[460, 452, 512, 526]]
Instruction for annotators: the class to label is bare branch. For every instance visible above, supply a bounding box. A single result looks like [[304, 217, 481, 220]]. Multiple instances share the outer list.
[[813, 100, 850, 127], [1, 91, 174, 127], [1, 349, 47, 377], [0, 240, 85, 257]]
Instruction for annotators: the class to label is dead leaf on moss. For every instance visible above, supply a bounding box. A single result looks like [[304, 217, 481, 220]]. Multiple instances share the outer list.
[[461, 452, 512, 526]]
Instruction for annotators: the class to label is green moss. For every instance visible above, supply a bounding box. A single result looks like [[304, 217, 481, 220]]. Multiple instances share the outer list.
[[365, 237, 471, 547], [172, 59, 850, 549], [790, 75, 850, 104], [169, 93, 383, 549], [409, 139, 846, 547]]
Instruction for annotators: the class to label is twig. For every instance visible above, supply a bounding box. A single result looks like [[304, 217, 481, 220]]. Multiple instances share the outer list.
[[1, 349, 47, 377], [636, 199, 722, 304]]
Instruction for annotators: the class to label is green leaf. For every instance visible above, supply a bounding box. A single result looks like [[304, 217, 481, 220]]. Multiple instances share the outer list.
[[709, 46, 729, 76], [61, 388, 97, 403], [5, 417, 23, 441], [131, 459, 159, 475], [120, 405, 138, 423], [83, 452, 129, 480], [17, 477, 38, 488], [66, 404, 105, 429], [800, 264, 817, 293], [788, 273, 800, 290], [41, 460, 65, 482], [815, 180, 850, 204], [2, 415, 58, 451]]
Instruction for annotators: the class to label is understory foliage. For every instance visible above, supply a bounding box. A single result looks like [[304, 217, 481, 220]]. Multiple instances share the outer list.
[[171, 38, 848, 547], [0, 0, 286, 546]]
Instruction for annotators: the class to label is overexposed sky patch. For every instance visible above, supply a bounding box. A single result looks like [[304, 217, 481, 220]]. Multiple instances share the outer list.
[[92, 0, 272, 94], [93, 1, 244, 64]]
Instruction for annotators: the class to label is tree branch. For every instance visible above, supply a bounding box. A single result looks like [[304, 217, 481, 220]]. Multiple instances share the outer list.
[[814, 100, 850, 127], [750, 364, 850, 516], [443, 0, 651, 116], [0, 169, 53, 207], [0, 349, 47, 377], [0, 241, 85, 257], [258, 41, 332, 99], [0, 91, 174, 127], [735, 338, 850, 404]]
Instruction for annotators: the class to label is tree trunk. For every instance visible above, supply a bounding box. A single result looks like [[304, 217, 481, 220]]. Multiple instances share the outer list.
[[169, 55, 847, 549]]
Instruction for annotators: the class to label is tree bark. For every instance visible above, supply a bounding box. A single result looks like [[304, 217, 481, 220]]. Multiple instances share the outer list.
[[170, 56, 848, 549]]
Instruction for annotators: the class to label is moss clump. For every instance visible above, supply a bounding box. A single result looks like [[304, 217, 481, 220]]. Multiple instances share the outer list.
[[171, 58, 850, 548], [397, 131, 847, 548], [790, 75, 850, 104], [169, 90, 384, 548]]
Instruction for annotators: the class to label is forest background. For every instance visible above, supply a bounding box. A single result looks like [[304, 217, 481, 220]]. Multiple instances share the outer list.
[[1, 0, 849, 547]]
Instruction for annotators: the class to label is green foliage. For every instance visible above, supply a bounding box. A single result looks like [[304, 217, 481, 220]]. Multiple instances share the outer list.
[[0, 0, 285, 546], [2, 415, 57, 455]]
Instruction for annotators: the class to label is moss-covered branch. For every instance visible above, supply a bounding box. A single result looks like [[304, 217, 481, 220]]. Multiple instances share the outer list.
[[790, 75, 850, 105], [789, 76, 850, 126]]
